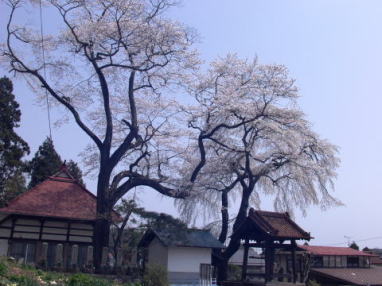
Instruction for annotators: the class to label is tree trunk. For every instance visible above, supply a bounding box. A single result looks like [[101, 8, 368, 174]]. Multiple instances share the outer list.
[[218, 190, 229, 243], [94, 217, 110, 272], [93, 164, 112, 273], [216, 187, 252, 283], [216, 257, 229, 284]]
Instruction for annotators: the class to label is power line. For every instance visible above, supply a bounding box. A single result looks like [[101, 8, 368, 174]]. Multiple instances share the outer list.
[[326, 235, 382, 246], [39, 0, 52, 140]]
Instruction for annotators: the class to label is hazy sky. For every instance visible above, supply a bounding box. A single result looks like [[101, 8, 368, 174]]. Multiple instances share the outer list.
[[1, 0, 382, 249]]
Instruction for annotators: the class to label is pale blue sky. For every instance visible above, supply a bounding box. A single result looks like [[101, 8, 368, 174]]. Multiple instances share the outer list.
[[1, 0, 382, 248]]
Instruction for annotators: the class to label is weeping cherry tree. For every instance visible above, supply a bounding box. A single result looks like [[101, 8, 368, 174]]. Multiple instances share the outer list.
[[177, 55, 340, 281]]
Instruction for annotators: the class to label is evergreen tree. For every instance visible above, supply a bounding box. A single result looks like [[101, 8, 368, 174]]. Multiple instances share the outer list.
[[66, 160, 85, 186], [27, 138, 86, 188], [349, 241, 360, 250], [27, 137, 62, 188], [0, 76, 29, 206]]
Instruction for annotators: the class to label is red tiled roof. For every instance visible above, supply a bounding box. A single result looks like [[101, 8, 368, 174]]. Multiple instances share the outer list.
[[247, 209, 311, 240], [371, 256, 382, 265], [299, 245, 375, 257], [0, 166, 119, 221], [311, 267, 382, 286]]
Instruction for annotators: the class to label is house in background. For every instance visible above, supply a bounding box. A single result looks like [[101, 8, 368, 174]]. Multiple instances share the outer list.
[[0, 165, 119, 270], [365, 249, 382, 266], [138, 228, 225, 285], [229, 246, 265, 277], [299, 245, 382, 286]]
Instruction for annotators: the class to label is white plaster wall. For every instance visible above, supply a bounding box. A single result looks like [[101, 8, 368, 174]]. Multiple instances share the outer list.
[[41, 234, 67, 241], [69, 235, 92, 243], [17, 219, 40, 225], [13, 232, 39, 239], [0, 216, 11, 226], [0, 229, 11, 237], [71, 223, 93, 230], [147, 237, 168, 268], [70, 229, 93, 236], [44, 221, 67, 228], [167, 247, 211, 273]]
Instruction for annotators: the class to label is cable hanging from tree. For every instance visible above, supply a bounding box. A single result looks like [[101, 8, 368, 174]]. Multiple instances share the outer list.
[[39, 0, 52, 140]]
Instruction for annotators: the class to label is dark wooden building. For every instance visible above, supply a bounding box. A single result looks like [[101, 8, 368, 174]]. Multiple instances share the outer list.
[[231, 209, 311, 283], [0, 165, 118, 270]]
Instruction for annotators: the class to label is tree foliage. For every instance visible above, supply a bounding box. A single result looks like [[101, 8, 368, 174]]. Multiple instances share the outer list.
[[1, 0, 340, 272], [66, 160, 85, 186], [27, 138, 85, 188], [111, 198, 186, 267], [175, 55, 341, 280], [349, 241, 359, 250], [27, 137, 63, 188], [0, 76, 29, 206]]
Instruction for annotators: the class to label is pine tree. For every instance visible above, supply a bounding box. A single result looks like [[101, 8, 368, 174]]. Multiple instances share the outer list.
[[66, 160, 85, 186], [0, 76, 29, 206], [349, 241, 360, 250], [27, 138, 86, 188], [27, 137, 62, 188]]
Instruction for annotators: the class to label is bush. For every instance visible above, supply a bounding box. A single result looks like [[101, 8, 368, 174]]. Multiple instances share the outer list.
[[0, 262, 7, 277], [307, 280, 321, 286], [143, 265, 168, 286], [9, 275, 39, 286], [227, 264, 241, 281], [67, 273, 109, 286]]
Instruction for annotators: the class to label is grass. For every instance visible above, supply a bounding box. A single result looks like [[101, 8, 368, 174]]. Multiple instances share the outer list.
[[0, 257, 139, 286]]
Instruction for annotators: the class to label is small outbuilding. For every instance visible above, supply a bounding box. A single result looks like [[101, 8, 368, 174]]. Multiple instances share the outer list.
[[138, 228, 225, 285]]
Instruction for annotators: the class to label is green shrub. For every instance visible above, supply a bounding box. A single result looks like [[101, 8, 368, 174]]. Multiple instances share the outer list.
[[143, 265, 168, 286], [307, 280, 321, 286], [0, 262, 7, 277], [227, 264, 241, 281], [9, 275, 39, 286], [67, 273, 109, 286]]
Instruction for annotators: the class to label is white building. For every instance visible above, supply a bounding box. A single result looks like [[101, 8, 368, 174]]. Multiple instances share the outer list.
[[138, 228, 224, 285], [229, 246, 265, 271]]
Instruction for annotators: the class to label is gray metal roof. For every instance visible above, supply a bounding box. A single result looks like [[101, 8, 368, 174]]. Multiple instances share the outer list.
[[139, 228, 225, 249]]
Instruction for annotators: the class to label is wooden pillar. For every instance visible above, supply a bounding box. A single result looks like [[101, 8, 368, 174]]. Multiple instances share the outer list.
[[269, 247, 275, 282], [38, 219, 44, 240], [264, 241, 272, 282], [241, 239, 250, 281], [101, 246, 108, 269], [10, 217, 16, 239], [291, 240, 297, 283]]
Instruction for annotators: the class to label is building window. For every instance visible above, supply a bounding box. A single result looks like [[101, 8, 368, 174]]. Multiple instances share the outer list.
[[347, 256, 359, 267], [9, 241, 36, 264], [329, 256, 335, 267], [312, 256, 323, 267]]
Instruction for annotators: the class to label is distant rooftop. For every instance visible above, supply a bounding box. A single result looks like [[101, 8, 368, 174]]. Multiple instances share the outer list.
[[299, 245, 375, 257], [311, 267, 382, 286], [138, 228, 225, 249]]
